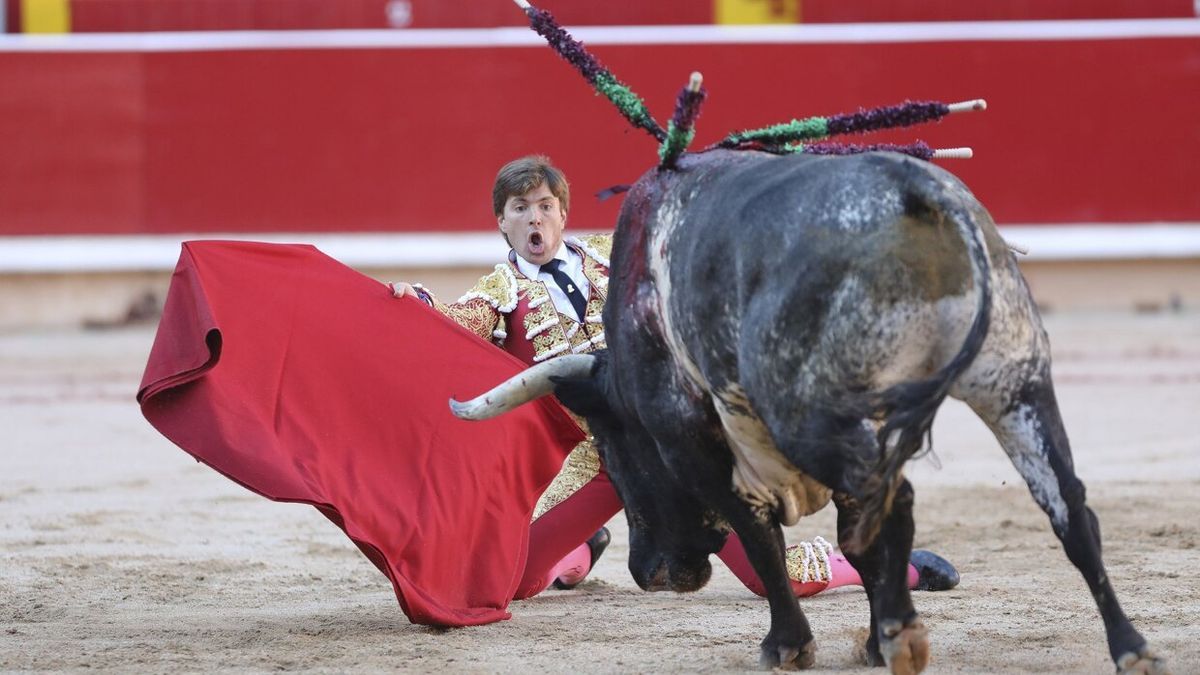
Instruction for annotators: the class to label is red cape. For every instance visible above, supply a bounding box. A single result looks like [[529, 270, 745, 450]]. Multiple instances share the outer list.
[[138, 241, 584, 626]]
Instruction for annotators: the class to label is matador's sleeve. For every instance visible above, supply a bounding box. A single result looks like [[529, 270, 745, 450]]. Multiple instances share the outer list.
[[426, 264, 518, 343]]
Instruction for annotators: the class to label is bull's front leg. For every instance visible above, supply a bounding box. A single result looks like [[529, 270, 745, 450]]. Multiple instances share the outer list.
[[835, 483, 928, 675], [721, 499, 817, 669]]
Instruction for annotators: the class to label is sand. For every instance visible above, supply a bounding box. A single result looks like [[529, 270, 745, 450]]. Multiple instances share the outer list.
[[2, 311, 1198, 673]]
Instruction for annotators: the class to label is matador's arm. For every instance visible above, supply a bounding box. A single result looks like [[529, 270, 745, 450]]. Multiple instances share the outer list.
[[413, 265, 518, 344]]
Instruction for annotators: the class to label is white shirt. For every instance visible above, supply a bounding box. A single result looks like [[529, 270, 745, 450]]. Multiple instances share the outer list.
[[513, 243, 591, 322]]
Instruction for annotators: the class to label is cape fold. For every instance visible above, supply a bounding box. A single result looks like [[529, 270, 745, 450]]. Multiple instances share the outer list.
[[138, 241, 584, 626]]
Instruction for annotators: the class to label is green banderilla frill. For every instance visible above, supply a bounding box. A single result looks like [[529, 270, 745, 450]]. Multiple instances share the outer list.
[[722, 116, 829, 148], [594, 71, 665, 140], [658, 122, 696, 165]]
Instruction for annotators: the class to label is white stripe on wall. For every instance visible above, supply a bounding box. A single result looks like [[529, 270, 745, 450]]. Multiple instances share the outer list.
[[0, 18, 1197, 53], [2, 225, 1198, 273]]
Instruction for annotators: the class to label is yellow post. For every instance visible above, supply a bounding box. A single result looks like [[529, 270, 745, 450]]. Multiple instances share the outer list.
[[714, 0, 800, 25], [21, 0, 72, 33]]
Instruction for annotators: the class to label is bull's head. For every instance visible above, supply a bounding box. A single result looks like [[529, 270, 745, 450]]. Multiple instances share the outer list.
[[450, 350, 728, 593]]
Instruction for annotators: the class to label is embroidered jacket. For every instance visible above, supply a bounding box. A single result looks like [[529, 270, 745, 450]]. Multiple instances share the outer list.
[[432, 234, 612, 366], [423, 234, 611, 520]]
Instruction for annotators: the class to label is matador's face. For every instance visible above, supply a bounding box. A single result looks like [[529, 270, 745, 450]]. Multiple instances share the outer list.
[[498, 182, 566, 266]]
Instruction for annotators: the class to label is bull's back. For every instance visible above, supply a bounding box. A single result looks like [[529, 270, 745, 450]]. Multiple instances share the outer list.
[[660, 150, 995, 397]]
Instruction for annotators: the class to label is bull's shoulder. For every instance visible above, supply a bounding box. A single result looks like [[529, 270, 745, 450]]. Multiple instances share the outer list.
[[568, 234, 613, 268]]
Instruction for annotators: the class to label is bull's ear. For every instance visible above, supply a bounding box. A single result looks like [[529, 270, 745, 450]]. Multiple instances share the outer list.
[[550, 350, 611, 417]]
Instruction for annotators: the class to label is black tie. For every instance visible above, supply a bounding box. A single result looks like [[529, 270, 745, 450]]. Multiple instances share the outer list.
[[540, 259, 588, 321]]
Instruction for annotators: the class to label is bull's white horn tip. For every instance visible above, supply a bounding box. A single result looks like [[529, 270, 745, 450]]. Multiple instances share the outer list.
[[932, 147, 973, 159], [688, 72, 703, 92], [948, 98, 987, 114], [512, 0, 532, 9], [449, 398, 479, 420]]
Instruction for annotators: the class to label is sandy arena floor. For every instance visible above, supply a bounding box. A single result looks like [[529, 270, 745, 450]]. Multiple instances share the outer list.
[[2, 311, 1198, 673]]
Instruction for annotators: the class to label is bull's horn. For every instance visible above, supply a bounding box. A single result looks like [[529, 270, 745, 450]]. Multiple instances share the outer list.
[[449, 354, 596, 420]]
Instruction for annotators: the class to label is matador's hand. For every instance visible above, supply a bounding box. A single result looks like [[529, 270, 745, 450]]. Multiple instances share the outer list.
[[388, 281, 434, 306], [388, 281, 419, 299]]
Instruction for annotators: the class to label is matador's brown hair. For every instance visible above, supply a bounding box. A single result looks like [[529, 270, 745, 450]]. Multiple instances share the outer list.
[[492, 155, 570, 217]]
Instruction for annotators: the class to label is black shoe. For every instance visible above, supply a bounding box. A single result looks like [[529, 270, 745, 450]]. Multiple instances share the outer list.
[[552, 526, 611, 590], [910, 549, 960, 591]]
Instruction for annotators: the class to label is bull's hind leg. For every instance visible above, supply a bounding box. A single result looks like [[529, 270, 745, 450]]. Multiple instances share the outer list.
[[768, 411, 928, 673], [969, 375, 1167, 674], [835, 484, 929, 675]]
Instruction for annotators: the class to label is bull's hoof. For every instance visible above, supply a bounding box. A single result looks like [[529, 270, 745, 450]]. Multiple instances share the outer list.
[[758, 638, 816, 670], [879, 618, 929, 675], [851, 627, 886, 667], [1117, 646, 1170, 675]]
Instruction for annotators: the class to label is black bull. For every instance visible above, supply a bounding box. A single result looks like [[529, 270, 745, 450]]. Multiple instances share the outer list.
[[451, 150, 1165, 674]]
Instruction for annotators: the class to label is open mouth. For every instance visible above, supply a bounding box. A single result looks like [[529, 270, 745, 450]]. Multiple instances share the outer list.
[[528, 231, 545, 255]]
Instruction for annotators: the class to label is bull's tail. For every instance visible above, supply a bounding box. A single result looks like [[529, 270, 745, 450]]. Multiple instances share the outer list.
[[848, 179, 993, 553]]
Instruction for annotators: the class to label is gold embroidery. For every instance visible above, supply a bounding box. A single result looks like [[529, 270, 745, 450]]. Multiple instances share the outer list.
[[784, 536, 835, 583], [521, 286, 548, 310], [433, 297, 501, 343], [583, 296, 605, 324], [531, 329, 571, 362], [532, 437, 602, 520], [522, 289, 557, 333], [581, 253, 610, 298], [571, 264, 608, 353], [567, 320, 591, 353], [574, 233, 614, 264], [456, 265, 517, 311], [518, 279, 573, 361]]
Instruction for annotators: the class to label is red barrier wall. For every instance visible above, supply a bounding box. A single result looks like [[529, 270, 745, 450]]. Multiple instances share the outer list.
[[66, 0, 711, 31], [71, 0, 393, 31], [799, 0, 1194, 22], [1, 30, 1198, 235], [62, 0, 1196, 32]]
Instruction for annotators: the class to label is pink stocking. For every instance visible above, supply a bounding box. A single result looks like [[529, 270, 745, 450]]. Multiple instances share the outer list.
[[513, 472, 622, 600], [802, 551, 922, 595], [822, 552, 864, 591], [720, 535, 923, 598], [541, 541, 592, 592]]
